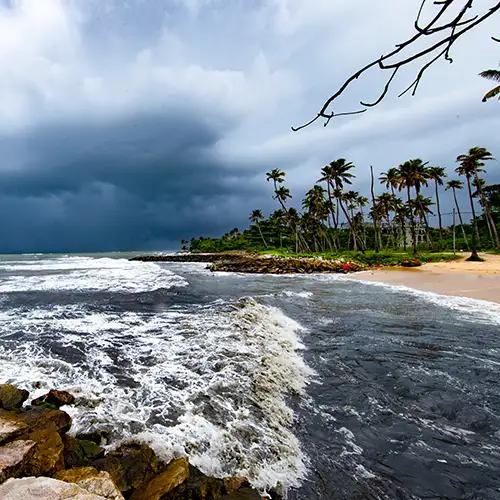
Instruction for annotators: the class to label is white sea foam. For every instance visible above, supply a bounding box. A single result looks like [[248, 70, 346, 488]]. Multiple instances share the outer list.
[[0, 256, 187, 293], [308, 273, 500, 326], [0, 296, 312, 493]]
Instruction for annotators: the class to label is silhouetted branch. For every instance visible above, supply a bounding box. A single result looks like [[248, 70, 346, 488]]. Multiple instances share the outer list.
[[293, 0, 500, 131]]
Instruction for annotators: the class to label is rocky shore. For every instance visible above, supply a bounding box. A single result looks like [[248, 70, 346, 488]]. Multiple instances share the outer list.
[[0, 384, 271, 499], [131, 253, 365, 274]]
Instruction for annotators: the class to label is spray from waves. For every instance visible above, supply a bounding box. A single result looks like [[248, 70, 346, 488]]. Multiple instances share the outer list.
[[0, 256, 187, 293], [0, 297, 313, 492]]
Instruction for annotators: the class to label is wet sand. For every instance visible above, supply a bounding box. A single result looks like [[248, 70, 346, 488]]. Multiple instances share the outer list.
[[353, 253, 500, 304]]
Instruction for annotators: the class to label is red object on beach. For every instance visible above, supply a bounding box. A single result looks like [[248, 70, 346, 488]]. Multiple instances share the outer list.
[[341, 262, 353, 273]]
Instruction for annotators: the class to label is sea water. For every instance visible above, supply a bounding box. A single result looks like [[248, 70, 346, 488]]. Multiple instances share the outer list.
[[0, 253, 499, 499]]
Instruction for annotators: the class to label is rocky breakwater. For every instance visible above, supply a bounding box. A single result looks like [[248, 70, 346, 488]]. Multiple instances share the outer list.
[[208, 254, 365, 274], [0, 384, 270, 499]]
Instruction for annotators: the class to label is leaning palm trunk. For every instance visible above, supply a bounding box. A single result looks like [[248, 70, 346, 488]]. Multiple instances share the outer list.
[[473, 173, 499, 248], [256, 222, 267, 248], [452, 187, 469, 250]]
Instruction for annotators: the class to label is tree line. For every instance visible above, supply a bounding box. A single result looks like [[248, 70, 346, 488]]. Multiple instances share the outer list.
[[188, 146, 499, 259]]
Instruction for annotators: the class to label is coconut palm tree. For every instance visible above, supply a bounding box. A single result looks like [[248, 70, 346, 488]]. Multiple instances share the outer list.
[[457, 147, 499, 250], [480, 67, 500, 102], [249, 209, 267, 248], [379, 167, 400, 196], [446, 180, 469, 249], [427, 166, 447, 238], [397, 159, 427, 254]]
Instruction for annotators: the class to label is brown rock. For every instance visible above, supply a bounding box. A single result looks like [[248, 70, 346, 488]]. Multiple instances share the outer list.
[[54, 466, 124, 500], [1, 407, 72, 435], [63, 435, 88, 468], [31, 389, 75, 408], [223, 476, 249, 494], [24, 428, 64, 476], [129, 458, 189, 500], [0, 440, 36, 483], [0, 384, 29, 410], [0, 476, 105, 499], [93, 443, 159, 493], [0, 416, 28, 445], [221, 487, 262, 500], [168, 464, 225, 499]]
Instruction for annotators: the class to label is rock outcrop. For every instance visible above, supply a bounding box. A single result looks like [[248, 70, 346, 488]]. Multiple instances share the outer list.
[[0, 384, 29, 410], [0, 384, 274, 499], [0, 476, 105, 499], [0, 440, 36, 483], [32, 389, 76, 408], [54, 466, 124, 500]]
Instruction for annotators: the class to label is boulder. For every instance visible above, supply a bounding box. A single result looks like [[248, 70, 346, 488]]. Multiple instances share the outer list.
[[8, 407, 72, 435], [93, 443, 159, 493], [54, 466, 124, 500], [129, 458, 189, 500], [63, 435, 88, 468], [0, 476, 105, 499], [223, 477, 249, 494], [24, 428, 64, 476], [32, 390, 75, 409], [167, 464, 225, 499], [0, 385, 29, 410], [221, 488, 262, 500], [0, 416, 28, 445], [0, 440, 36, 483]]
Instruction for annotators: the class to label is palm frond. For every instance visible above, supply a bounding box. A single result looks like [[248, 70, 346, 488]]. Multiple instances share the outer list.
[[482, 85, 500, 102], [479, 69, 500, 82]]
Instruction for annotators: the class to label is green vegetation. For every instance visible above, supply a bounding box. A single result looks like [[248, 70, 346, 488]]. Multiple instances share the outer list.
[[186, 146, 499, 262]]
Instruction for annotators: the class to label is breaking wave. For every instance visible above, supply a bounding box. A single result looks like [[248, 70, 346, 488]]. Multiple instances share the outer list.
[[0, 295, 313, 492], [0, 256, 187, 293]]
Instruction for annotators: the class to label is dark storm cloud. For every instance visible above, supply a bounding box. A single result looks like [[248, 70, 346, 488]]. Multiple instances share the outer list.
[[0, 0, 498, 252], [0, 111, 266, 252]]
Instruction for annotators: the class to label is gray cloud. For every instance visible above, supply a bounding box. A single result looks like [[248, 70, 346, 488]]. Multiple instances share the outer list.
[[0, 0, 498, 252]]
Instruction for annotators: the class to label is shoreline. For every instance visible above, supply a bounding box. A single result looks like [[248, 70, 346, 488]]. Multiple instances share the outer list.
[[131, 251, 500, 304], [350, 253, 500, 304]]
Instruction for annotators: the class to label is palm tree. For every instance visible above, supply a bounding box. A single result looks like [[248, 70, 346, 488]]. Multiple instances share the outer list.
[[249, 209, 267, 248], [319, 159, 358, 249], [379, 167, 400, 196], [446, 180, 469, 249], [274, 186, 291, 210], [397, 159, 427, 254], [480, 67, 500, 102], [302, 185, 329, 251], [457, 147, 499, 251], [427, 166, 447, 238]]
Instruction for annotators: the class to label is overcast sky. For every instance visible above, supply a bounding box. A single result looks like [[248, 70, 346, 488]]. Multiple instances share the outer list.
[[0, 0, 498, 252]]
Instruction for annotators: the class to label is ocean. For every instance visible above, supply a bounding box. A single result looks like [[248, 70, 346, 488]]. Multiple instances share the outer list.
[[0, 253, 499, 499]]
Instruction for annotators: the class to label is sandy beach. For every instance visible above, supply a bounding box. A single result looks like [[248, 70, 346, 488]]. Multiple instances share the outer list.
[[353, 253, 500, 304]]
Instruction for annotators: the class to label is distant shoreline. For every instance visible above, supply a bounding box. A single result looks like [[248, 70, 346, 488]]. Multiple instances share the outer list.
[[131, 251, 500, 303]]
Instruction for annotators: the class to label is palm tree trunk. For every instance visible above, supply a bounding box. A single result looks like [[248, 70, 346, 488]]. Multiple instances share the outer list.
[[406, 186, 417, 255], [370, 166, 380, 252], [434, 180, 443, 240], [256, 222, 267, 248], [473, 173, 499, 248], [466, 176, 481, 260], [452, 188, 469, 250]]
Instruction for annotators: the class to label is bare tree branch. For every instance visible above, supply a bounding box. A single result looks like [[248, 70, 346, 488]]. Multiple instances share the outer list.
[[293, 0, 500, 131]]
